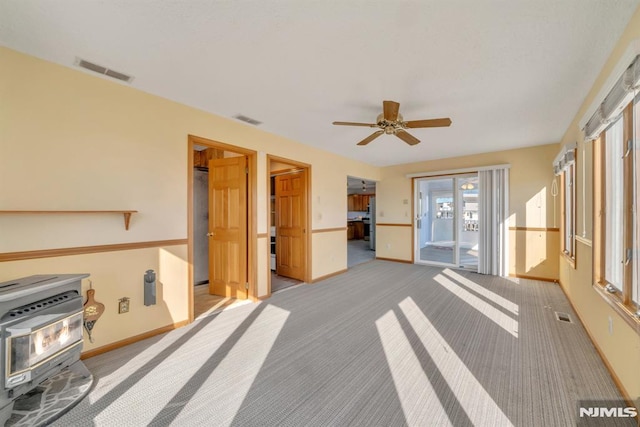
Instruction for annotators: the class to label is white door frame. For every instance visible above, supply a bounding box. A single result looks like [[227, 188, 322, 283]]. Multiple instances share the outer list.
[[413, 174, 478, 271]]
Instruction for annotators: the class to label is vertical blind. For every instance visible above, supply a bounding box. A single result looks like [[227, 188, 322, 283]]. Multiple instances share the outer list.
[[478, 167, 509, 276]]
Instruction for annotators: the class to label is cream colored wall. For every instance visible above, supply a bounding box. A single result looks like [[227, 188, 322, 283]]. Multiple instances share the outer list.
[[509, 229, 559, 280], [257, 237, 269, 297], [376, 226, 413, 261], [0, 47, 380, 348], [257, 151, 268, 234], [312, 231, 347, 279], [313, 169, 351, 229], [378, 143, 560, 280], [557, 6, 640, 403], [0, 245, 188, 351]]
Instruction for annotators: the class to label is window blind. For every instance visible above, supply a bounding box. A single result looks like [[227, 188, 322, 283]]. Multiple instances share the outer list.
[[553, 142, 577, 176], [584, 55, 640, 140]]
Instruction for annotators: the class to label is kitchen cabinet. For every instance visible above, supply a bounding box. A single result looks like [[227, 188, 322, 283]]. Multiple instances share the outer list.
[[347, 221, 364, 240], [348, 194, 361, 211], [348, 194, 372, 211], [348, 195, 359, 211]]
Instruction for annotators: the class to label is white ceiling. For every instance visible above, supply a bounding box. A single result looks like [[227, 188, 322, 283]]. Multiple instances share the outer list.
[[1, 1, 638, 166]]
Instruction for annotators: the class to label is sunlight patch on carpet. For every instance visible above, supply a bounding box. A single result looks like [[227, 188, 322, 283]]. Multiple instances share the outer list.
[[434, 274, 518, 338], [399, 297, 514, 426], [376, 310, 452, 426]]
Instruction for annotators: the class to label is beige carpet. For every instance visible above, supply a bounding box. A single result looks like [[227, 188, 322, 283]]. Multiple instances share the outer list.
[[54, 261, 633, 426]]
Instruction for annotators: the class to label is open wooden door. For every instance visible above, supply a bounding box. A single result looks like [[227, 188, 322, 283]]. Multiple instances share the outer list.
[[275, 170, 307, 281], [208, 156, 248, 299]]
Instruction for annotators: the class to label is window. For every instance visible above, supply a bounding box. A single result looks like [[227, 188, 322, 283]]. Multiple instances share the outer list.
[[554, 146, 577, 265], [634, 100, 640, 305], [603, 117, 624, 292], [587, 53, 640, 325], [562, 155, 576, 262], [594, 101, 639, 321]]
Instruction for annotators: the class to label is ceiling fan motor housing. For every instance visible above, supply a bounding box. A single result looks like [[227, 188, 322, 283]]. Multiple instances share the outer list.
[[376, 113, 405, 134]]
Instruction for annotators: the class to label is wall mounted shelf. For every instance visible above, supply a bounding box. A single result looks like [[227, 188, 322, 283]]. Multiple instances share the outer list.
[[0, 210, 138, 230]]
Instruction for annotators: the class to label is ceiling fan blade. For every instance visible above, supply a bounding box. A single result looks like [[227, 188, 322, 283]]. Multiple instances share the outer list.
[[357, 130, 384, 146], [383, 100, 400, 122], [395, 130, 420, 146], [404, 118, 452, 128], [333, 121, 378, 127]]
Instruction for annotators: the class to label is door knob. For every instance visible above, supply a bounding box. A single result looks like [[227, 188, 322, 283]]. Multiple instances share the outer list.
[[207, 232, 215, 237]]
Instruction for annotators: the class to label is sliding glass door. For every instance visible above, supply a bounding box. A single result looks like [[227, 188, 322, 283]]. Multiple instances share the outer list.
[[414, 174, 479, 270]]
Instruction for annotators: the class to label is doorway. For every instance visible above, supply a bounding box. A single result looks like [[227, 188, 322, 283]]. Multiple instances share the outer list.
[[188, 135, 257, 322], [346, 176, 376, 268], [267, 155, 311, 294], [414, 174, 479, 270]]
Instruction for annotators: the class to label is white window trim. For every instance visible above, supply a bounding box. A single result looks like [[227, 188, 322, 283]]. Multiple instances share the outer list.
[[405, 164, 510, 179]]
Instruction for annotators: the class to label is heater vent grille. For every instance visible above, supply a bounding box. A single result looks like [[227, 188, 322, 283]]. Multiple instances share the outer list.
[[2, 291, 79, 320], [76, 58, 133, 83], [555, 311, 573, 323]]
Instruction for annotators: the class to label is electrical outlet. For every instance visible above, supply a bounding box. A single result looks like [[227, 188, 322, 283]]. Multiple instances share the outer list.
[[119, 297, 130, 314], [386, 243, 391, 249]]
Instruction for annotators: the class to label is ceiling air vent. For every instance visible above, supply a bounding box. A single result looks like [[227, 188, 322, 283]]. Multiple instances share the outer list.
[[234, 114, 262, 126], [75, 58, 134, 83]]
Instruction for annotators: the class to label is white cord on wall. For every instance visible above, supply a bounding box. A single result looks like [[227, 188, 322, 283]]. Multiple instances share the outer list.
[[551, 177, 558, 228]]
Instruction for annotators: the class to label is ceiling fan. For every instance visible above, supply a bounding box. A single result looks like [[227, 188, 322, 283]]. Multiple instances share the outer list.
[[333, 100, 452, 146]]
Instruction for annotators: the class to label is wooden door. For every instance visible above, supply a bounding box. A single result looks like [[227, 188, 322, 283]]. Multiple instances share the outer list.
[[208, 156, 248, 299], [275, 171, 307, 281]]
